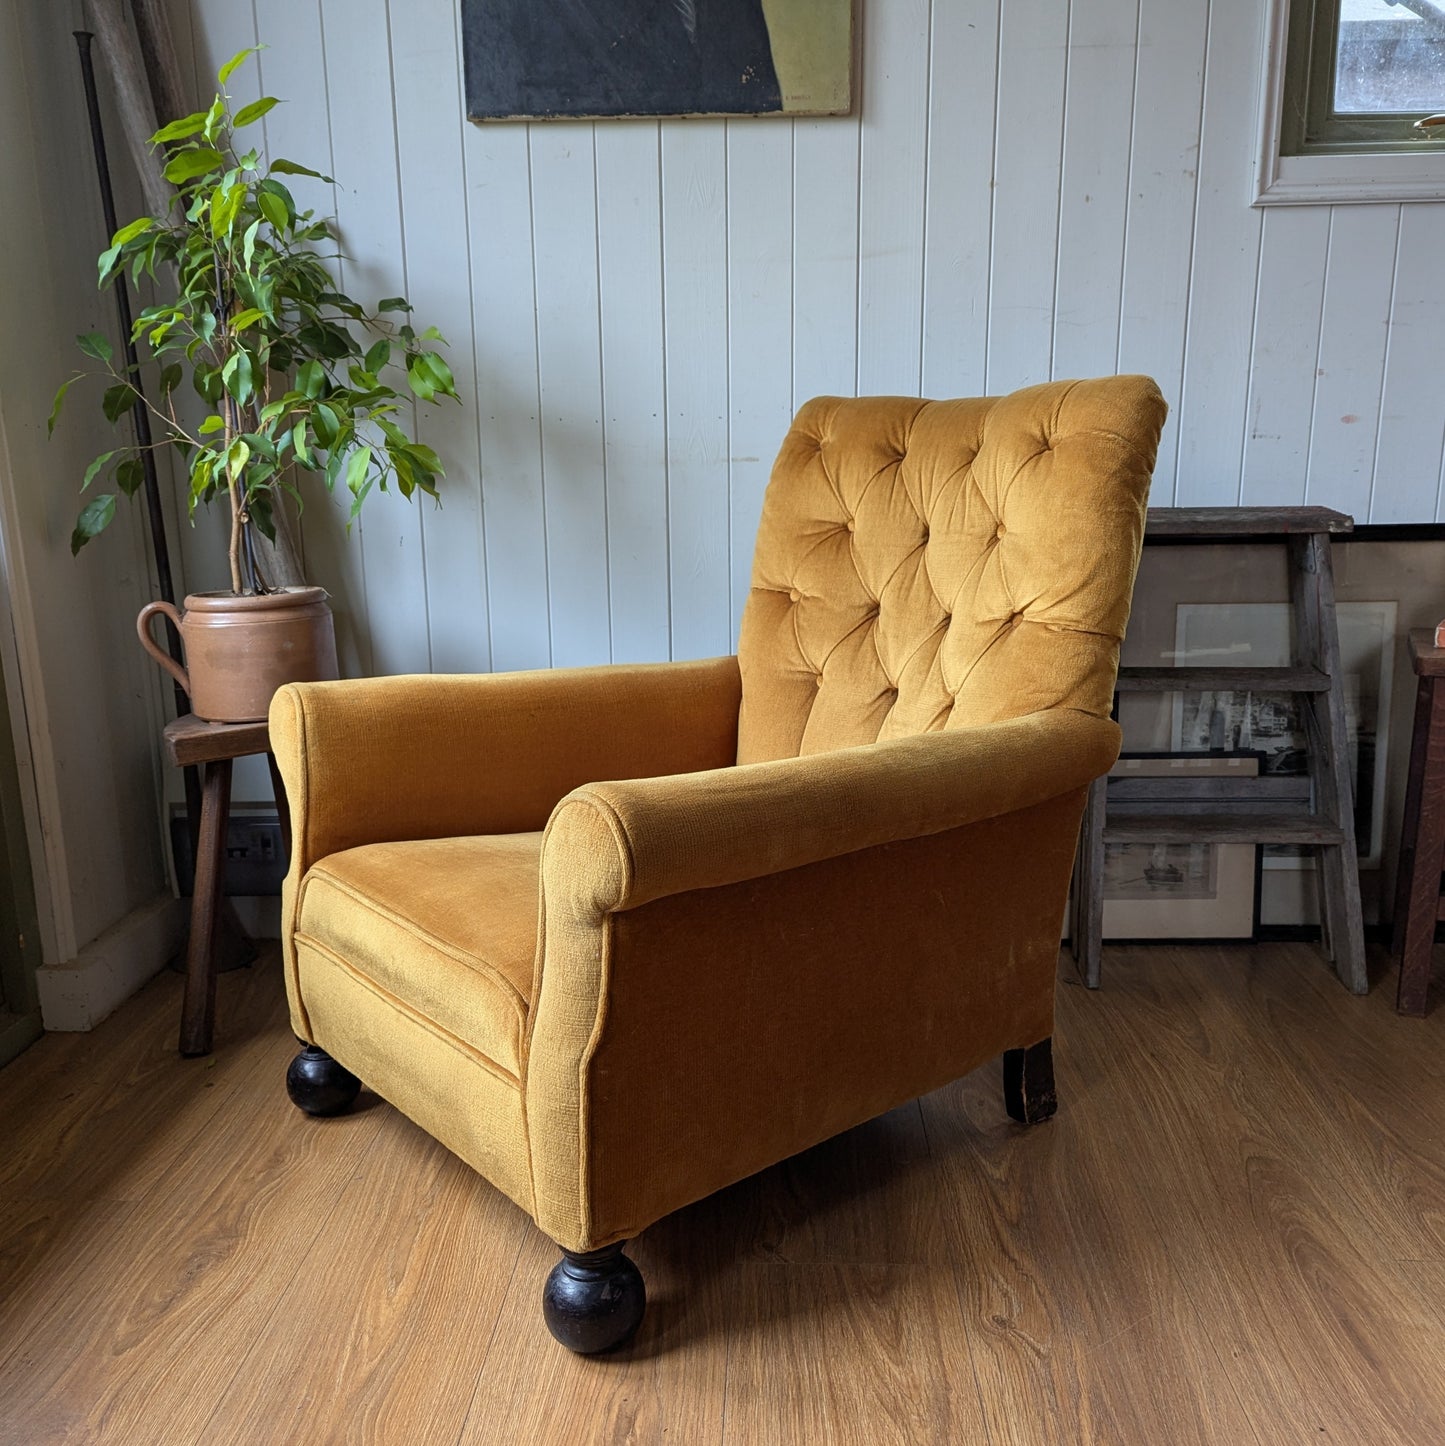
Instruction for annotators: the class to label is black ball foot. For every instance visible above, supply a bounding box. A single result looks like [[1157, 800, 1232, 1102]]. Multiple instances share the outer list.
[[542, 1243, 646, 1354], [286, 1043, 361, 1117]]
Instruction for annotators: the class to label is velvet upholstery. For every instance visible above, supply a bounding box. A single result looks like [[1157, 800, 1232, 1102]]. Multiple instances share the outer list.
[[271, 375, 1166, 1256]]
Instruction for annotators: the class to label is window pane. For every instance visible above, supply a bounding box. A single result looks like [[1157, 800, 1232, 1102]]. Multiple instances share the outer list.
[[1335, 0, 1445, 114]]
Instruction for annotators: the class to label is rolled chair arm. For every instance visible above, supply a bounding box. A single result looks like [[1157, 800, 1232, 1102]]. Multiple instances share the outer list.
[[269, 655, 743, 869], [541, 707, 1120, 917]]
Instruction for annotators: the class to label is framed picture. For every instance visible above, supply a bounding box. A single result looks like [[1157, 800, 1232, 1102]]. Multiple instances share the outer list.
[[461, 0, 855, 121], [1102, 752, 1262, 941], [1171, 601, 1396, 869]]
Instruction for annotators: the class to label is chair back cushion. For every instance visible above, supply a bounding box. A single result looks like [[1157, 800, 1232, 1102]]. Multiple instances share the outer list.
[[736, 375, 1167, 762]]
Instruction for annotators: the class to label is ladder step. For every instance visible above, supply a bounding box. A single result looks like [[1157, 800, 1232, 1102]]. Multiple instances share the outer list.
[[1116, 666, 1331, 693], [1102, 812, 1346, 845], [1145, 506, 1353, 538]]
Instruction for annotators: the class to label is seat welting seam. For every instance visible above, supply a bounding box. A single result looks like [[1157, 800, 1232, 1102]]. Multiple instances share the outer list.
[[304, 865, 531, 1021], [295, 931, 523, 1088]]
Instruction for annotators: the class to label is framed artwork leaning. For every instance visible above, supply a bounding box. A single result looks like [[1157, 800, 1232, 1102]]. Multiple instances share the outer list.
[[461, 0, 854, 120], [1171, 601, 1396, 870], [1101, 752, 1262, 942]]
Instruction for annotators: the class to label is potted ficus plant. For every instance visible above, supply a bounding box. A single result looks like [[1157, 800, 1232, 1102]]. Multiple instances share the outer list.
[[51, 47, 459, 722]]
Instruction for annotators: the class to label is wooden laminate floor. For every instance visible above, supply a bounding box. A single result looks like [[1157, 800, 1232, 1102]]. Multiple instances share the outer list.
[[1, 941, 1443, 1445]]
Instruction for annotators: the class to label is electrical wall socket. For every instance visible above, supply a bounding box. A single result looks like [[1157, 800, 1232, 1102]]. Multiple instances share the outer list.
[[169, 807, 287, 897]]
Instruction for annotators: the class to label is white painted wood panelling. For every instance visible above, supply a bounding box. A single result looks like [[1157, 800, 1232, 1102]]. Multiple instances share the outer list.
[[167, 0, 1445, 680]]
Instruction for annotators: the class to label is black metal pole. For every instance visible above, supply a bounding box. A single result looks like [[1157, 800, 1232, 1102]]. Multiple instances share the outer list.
[[73, 30, 202, 839]]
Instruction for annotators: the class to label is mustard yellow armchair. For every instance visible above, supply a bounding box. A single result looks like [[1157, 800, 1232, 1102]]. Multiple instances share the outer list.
[[271, 375, 1166, 1352]]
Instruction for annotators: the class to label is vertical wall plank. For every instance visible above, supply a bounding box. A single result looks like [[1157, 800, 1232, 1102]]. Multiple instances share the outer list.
[[1052, 0, 1138, 383], [390, 0, 490, 674], [661, 122, 731, 659], [856, 0, 930, 395], [987, 0, 1069, 394], [596, 123, 670, 664], [1369, 205, 1445, 524], [1116, 0, 1207, 503], [1305, 206, 1400, 522], [1238, 207, 1330, 507], [465, 120, 550, 672], [920, 0, 998, 400], [530, 125, 610, 668], [793, 114, 860, 406], [727, 123, 794, 640], [1173, 0, 1265, 506], [319, 0, 429, 677]]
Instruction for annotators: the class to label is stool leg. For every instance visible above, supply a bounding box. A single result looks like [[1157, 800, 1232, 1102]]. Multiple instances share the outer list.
[[1393, 675, 1433, 959], [1398, 677, 1445, 1016], [180, 758, 232, 1057], [266, 750, 291, 866]]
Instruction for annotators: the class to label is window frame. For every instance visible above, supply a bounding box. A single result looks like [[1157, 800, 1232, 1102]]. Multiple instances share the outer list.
[[1255, 0, 1445, 205]]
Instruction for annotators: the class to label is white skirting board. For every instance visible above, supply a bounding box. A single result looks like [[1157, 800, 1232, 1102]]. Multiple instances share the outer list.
[[35, 894, 187, 1032]]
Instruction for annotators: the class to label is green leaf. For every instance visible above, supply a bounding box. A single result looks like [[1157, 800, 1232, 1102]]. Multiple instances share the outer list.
[[233, 96, 279, 128], [344, 442, 374, 492], [296, 359, 325, 399], [257, 189, 289, 233], [71, 494, 116, 554], [405, 358, 436, 402], [411, 442, 444, 474], [249, 488, 277, 542], [162, 147, 224, 184], [230, 306, 267, 333], [82, 451, 117, 490], [101, 383, 135, 423], [291, 421, 311, 467], [416, 350, 456, 396], [111, 217, 153, 248], [364, 338, 391, 375], [116, 456, 145, 498], [47, 376, 78, 437], [77, 331, 113, 363], [203, 97, 225, 143], [210, 182, 244, 239], [158, 363, 182, 396], [377, 297, 412, 313], [97, 244, 124, 288], [150, 110, 209, 145], [218, 46, 261, 85], [198, 414, 226, 435], [226, 438, 252, 477], [269, 158, 331, 181], [313, 402, 341, 449], [241, 218, 261, 272], [220, 350, 255, 405]]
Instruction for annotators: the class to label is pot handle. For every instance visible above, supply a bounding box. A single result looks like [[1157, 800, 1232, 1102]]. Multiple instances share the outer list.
[[136, 601, 191, 699]]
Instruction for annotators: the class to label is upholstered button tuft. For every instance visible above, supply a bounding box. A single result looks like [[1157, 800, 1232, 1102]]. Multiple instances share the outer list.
[[995, 523, 1006, 538], [789, 588, 801, 603], [845, 518, 856, 533], [815, 673, 825, 688]]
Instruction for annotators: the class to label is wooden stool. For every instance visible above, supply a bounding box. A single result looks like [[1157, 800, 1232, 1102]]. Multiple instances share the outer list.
[[162, 714, 290, 1056], [1391, 629, 1445, 1016]]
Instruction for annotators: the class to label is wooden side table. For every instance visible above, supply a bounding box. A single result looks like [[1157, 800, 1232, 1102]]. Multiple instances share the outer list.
[[162, 714, 290, 1055], [1391, 629, 1445, 1016]]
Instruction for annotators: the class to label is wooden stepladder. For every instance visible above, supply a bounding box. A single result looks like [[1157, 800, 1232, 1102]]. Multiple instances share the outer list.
[[1072, 507, 1367, 994]]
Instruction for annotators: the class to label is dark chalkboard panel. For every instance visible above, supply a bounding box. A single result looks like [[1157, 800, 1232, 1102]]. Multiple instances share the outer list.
[[462, 0, 851, 120]]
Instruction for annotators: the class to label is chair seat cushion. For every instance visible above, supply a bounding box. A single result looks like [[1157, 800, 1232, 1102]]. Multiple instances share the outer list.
[[296, 832, 540, 1080]]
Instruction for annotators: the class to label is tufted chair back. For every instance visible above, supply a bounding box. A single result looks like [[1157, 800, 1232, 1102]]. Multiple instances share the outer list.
[[737, 375, 1167, 763]]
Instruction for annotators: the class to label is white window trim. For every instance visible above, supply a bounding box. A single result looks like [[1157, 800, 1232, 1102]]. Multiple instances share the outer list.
[[1254, 0, 1445, 206]]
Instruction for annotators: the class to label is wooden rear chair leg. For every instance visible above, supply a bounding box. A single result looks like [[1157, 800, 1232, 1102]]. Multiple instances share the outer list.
[[1003, 1038, 1058, 1125]]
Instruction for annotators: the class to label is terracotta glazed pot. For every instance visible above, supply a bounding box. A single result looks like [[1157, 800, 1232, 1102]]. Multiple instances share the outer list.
[[137, 586, 339, 723]]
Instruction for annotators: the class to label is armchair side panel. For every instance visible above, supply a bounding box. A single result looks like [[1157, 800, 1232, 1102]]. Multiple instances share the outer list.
[[528, 787, 1085, 1252]]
